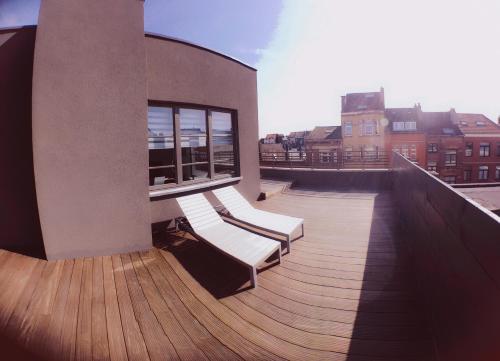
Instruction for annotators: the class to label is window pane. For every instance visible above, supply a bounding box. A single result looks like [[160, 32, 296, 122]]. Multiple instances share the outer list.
[[180, 108, 208, 164], [212, 111, 236, 176], [148, 106, 176, 185], [182, 163, 209, 181], [149, 167, 176, 186]]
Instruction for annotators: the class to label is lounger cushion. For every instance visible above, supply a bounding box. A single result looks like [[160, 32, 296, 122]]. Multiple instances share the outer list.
[[213, 186, 304, 236]]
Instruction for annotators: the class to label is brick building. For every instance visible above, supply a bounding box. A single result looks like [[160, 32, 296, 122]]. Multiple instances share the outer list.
[[304, 126, 342, 165], [385, 105, 426, 167], [453, 112, 500, 182], [421, 112, 464, 184]]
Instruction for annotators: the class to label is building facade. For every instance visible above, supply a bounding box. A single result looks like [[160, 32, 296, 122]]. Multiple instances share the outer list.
[[454, 113, 500, 183], [304, 126, 342, 165], [341, 88, 388, 160], [385, 106, 427, 167], [1, 0, 260, 259], [421, 112, 465, 184]]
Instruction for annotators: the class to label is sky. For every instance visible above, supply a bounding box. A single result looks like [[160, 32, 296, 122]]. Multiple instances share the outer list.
[[2, 0, 499, 137]]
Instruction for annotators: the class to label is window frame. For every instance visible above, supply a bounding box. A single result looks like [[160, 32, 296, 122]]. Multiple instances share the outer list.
[[463, 169, 472, 182], [465, 142, 473, 157], [427, 143, 438, 153], [148, 101, 240, 191], [343, 122, 353, 136], [479, 142, 490, 157], [478, 165, 489, 180], [444, 149, 457, 167]]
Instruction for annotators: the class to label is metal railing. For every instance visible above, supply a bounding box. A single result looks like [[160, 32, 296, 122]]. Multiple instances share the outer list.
[[259, 150, 390, 169]]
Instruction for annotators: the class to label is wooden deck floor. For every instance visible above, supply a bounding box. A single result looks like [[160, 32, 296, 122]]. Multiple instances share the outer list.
[[0, 189, 435, 360]]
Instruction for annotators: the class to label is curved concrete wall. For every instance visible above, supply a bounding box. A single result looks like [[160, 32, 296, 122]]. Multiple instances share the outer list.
[[145, 35, 260, 223], [32, 0, 152, 259]]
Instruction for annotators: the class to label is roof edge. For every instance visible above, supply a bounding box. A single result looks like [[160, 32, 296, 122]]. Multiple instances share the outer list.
[[145, 31, 257, 72], [0, 24, 37, 34]]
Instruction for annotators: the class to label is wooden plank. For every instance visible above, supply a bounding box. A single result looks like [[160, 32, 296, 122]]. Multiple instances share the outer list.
[[150, 249, 283, 361], [92, 256, 111, 361], [139, 251, 242, 361], [111, 254, 150, 361], [59, 258, 84, 361], [102, 255, 128, 361], [0, 255, 39, 330], [159, 249, 363, 361], [17, 260, 64, 345], [38, 259, 75, 359], [76, 258, 93, 361], [120, 253, 180, 361], [129, 252, 208, 361]]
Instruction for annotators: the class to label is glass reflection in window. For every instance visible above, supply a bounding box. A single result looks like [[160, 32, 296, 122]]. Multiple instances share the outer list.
[[212, 111, 236, 177], [180, 108, 208, 180], [148, 106, 176, 186]]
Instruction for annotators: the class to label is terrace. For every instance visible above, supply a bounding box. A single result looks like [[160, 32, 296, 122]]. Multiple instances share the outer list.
[[0, 154, 498, 361]]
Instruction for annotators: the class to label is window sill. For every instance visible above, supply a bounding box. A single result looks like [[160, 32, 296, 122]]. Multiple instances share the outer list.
[[149, 176, 242, 199]]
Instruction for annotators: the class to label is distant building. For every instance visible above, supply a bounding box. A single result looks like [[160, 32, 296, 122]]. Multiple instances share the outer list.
[[262, 133, 284, 144], [421, 111, 464, 184], [453, 112, 500, 183], [341, 87, 387, 159], [287, 131, 309, 150], [304, 126, 342, 164], [385, 105, 426, 167]]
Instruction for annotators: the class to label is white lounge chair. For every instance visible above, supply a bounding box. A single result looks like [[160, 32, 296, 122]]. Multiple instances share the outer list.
[[212, 186, 304, 254], [176, 193, 282, 288]]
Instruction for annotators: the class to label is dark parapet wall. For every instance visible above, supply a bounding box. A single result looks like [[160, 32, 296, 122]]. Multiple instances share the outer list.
[[260, 167, 394, 191], [392, 153, 500, 361], [0, 27, 45, 258]]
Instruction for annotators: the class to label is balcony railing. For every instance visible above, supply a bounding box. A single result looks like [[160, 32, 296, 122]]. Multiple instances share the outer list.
[[259, 150, 390, 169]]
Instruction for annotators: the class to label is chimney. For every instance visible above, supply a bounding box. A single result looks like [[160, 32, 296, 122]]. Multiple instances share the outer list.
[[498, 115, 500, 125], [450, 108, 458, 124], [380, 86, 385, 108], [341, 95, 346, 113]]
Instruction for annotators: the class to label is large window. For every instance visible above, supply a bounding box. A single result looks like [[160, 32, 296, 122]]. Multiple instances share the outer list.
[[392, 121, 417, 131], [496, 166, 500, 180], [148, 106, 176, 186], [479, 142, 490, 157], [427, 143, 438, 153], [478, 166, 489, 180], [444, 176, 456, 184], [343, 122, 352, 136], [363, 120, 377, 135], [212, 111, 237, 177], [465, 142, 473, 157], [427, 161, 437, 172], [444, 150, 457, 167], [464, 169, 471, 181], [148, 104, 238, 188]]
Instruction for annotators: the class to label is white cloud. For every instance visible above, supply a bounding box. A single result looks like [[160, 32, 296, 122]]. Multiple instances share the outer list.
[[257, 0, 500, 137]]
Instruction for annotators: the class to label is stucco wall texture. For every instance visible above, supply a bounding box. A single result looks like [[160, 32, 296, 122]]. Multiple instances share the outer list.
[[32, 0, 151, 259], [4, 0, 260, 259]]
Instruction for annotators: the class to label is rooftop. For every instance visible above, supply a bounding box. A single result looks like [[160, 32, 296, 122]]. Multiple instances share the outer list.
[[341, 89, 385, 113], [0, 188, 434, 361], [454, 113, 500, 134], [306, 126, 342, 140]]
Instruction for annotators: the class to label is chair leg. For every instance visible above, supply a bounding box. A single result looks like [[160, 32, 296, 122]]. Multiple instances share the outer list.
[[278, 246, 282, 264], [249, 266, 258, 288], [287, 235, 291, 254]]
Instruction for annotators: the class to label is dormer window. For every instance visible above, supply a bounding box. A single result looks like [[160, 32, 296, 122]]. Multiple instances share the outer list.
[[476, 121, 486, 127], [357, 105, 367, 110]]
